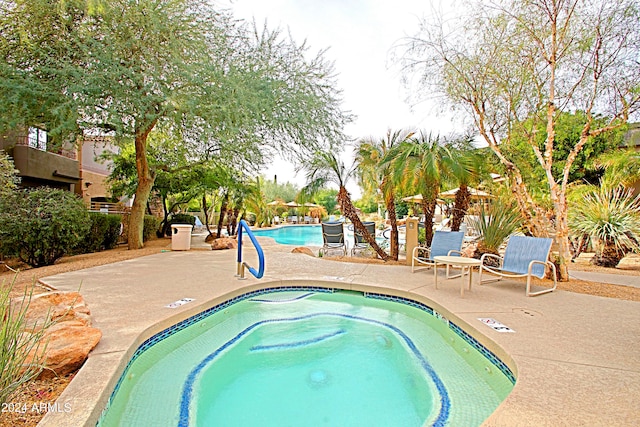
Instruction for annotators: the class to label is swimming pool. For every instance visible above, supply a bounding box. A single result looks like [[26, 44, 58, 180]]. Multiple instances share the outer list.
[[98, 288, 514, 426], [251, 224, 385, 248], [251, 225, 324, 246]]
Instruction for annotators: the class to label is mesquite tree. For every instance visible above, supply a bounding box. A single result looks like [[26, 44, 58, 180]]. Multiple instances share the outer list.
[[0, 0, 350, 249]]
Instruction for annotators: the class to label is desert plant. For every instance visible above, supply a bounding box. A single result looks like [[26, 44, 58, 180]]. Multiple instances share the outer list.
[[76, 213, 122, 253], [569, 186, 640, 267], [143, 215, 161, 242], [469, 201, 523, 260], [0, 279, 49, 405], [0, 188, 90, 267], [0, 152, 20, 199]]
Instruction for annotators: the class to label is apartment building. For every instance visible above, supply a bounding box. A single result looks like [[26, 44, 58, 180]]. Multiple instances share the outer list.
[[0, 128, 117, 207]]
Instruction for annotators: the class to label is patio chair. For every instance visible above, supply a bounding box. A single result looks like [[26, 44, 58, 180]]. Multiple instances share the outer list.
[[478, 235, 557, 297], [351, 221, 376, 256], [320, 222, 346, 256], [412, 231, 465, 273]]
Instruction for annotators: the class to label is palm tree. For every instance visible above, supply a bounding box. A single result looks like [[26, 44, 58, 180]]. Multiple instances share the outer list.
[[383, 132, 457, 245], [446, 136, 484, 231], [244, 177, 275, 228], [300, 150, 390, 261], [356, 129, 414, 260]]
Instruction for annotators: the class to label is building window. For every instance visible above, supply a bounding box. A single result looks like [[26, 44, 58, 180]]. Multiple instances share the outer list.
[[28, 127, 47, 151]]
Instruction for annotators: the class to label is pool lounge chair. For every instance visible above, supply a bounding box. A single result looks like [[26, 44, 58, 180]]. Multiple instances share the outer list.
[[412, 231, 465, 273], [351, 221, 376, 256], [478, 235, 557, 297], [320, 222, 346, 256]]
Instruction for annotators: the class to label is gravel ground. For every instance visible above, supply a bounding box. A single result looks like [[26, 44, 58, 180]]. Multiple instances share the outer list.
[[0, 240, 638, 426]]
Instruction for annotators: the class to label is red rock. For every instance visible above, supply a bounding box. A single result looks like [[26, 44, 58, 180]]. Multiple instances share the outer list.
[[210, 237, 238, 250], [19, 292, 91, 330], [291, 247, 315, 257], [17, 291, 101, 379], [34, 321, 102, 379]]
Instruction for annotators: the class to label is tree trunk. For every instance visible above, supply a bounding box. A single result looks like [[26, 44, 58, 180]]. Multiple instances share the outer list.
[[230, 207, 240, 236], [216, 192, 229, 238], [159, 193, 170, 237], [338, 186, 389, 261], [450, 185, 470, 231], [553, 211, 572, 281], [202, 194, 212, 237], [128, 120, 157, 250], [383, 181, 399, 260], [421, 197, 437, 246], [591, 241, 625, 268]]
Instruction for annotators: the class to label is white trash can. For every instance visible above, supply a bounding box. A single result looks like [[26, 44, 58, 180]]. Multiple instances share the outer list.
[[171, 224, 193, 251]]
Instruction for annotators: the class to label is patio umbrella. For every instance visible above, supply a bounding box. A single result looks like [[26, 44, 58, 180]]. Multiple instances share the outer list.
[[401, 194, 423, 203], [286, 201, 300, 208], [267, 200, 286, 206], [401, 194, 445, 204], [439, 187, 493, 199]]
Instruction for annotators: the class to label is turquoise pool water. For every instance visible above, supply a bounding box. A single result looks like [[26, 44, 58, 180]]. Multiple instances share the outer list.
[[251, 224, 385, 247], [98, 290, 514, 426], [251, 225, 324, 246]]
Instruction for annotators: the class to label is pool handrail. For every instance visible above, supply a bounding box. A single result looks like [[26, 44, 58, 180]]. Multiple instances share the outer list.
[[236, 219, 265, 279]]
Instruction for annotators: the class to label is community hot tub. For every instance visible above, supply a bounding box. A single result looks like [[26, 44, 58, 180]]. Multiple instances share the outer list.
[[97, 288, 515, 426]]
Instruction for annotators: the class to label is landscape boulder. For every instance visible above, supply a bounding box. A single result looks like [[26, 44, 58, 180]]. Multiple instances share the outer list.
[[22, 292, 91, 329], [35, 320, 102, 379], [18, 291, 102, 379], [210, 237, 238, 250], [291, 247, 315, 257]]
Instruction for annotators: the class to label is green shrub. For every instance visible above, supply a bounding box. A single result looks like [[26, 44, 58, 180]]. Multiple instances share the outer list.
[[0, 188, 90, 267], [76, 213, 122, 253], [170, 213, 196, 226], [143, 215, 161, 242]]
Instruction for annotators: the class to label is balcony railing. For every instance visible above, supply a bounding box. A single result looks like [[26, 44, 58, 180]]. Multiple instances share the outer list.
[[88, 202, 128, 214]]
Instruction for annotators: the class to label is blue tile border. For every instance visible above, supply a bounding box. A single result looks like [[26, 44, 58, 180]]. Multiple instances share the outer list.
[[98, 286, 515, 425], [99, 286, 335, 425], [364, 292, 517, 384]]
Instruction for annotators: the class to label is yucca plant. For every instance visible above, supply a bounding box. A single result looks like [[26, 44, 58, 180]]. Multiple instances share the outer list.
[[469, 200, 522, 261], [1, 278, 49, 405], [569, 186, 640, 267]]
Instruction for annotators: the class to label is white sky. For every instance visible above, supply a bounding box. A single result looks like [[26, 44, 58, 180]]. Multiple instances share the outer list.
[[224, 0, 463, 197]]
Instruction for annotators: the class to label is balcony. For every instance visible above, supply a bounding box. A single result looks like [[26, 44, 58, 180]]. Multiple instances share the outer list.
[[11, 144, 80, 185]]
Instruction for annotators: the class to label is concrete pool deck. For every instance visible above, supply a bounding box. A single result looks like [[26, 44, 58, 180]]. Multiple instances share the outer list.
[[38, 237, 639, 426]]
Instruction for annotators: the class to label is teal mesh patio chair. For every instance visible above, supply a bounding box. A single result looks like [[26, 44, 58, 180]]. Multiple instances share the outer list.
[[478, 235, 557, 296], [351, 221, 376, 256], [320, 222, 346, 256], [412, 230, 465, 273]]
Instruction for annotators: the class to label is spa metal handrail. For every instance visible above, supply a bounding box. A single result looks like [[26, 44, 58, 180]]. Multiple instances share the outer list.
[[236, 219, 265, 279]]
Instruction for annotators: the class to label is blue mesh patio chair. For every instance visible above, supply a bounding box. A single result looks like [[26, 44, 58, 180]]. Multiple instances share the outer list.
[[478, 235, 557, 296], [320, 222, 346, 256], [351, 221, 376, 256], [412, 231, 465, 274]]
